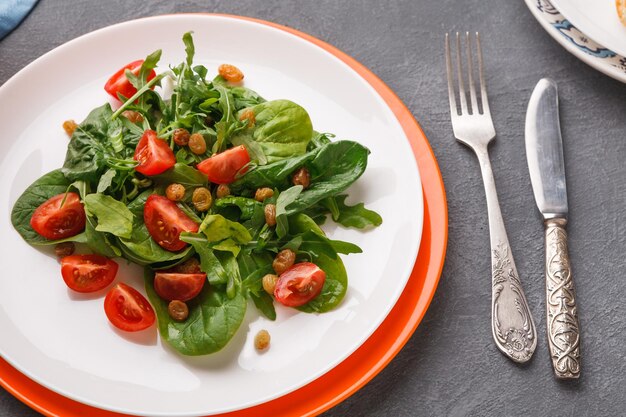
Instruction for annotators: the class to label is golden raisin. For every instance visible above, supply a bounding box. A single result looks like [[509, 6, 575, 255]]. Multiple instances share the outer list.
[[216, 184, 231, 199], [254, 329, 271, 351], [239, 108, 256, 128], [55, 242, 75, 258], [273, 249, 296, 275], [292, 167, 311, 189], [62, 120, 78, 137], [168, 300, 189, 321], [254, 187, 274, 202], [172, 128, 190, 146], [121, 110, 144, 123], [188, 133, 207, 154], [262, 274, 278, 295], [192, 187, 213, 212], [166, 183, 185, 202], [264, 204, 276, 227], [218, 64, 244, 83]]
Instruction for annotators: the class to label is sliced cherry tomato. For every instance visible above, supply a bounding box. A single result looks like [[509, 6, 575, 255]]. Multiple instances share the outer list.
[[61, 254, 118, 293], [134, 129, 176, 176], [104, 283, 155, 332], [154, 272, 206, 302], [30, 192, 86, 240], [144, 195, 199, 252], [274, 262, 326, 307], [104, 59, 156, 101], [196, 145, 250, 184]]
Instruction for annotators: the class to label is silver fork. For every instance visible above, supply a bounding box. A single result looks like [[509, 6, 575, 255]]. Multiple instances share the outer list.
[[445, 32, 537, 363]]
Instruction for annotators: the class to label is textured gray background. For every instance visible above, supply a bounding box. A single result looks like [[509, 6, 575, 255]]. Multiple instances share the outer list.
[[1, 0, 626, 416]]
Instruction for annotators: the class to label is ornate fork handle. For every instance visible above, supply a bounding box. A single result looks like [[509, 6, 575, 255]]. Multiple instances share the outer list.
[[476, 149, 537, 363], [545, 218, 580, 378]]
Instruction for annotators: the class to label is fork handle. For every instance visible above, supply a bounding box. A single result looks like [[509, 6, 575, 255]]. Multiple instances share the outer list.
[[476, 149, 537, 363], [544, 218, 581, 378]]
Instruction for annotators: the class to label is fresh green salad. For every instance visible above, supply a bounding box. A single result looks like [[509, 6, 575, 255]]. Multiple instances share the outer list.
[[11, 32, 382, 356]]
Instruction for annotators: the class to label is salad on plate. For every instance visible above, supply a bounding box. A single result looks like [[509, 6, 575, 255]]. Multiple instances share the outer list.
[[10, 32, 382, 356]]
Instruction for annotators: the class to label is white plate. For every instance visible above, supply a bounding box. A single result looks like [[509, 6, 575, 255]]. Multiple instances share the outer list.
[[525, 0, 626, 84], [551, 0, 626, 58], [0, 14, 423, 417]]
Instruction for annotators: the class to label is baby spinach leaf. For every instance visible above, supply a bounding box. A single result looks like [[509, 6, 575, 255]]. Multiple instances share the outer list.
[[326, 195, 382, 229], [83, 194, 134, 239], [239, 250, 276, 320], [199, 214, 252, 244], [214, 196, 262, 220], [10, 169, 82, 245], [62, 104, 114, 182], [286, 141, 370, 215], [85, 218, 121, 258], [275, 185, 303, 238], [235, 100, 312, 163], [230, 151, 316, 191], [152, 163, 207, 186], [145, 268, 247, 356], [180, 232, 229, 285]]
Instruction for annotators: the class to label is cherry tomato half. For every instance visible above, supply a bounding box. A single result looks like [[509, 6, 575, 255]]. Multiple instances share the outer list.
[[134, 130, 176, 176], [154, 272, 206, 302], [30, 192, 86, 240], [104, 283, 155, 332], [274, 262, 326, 307], [104, 59, 156, 101], [144, 195, 199, 252], [196, 145, 250, 184], [61, 254, 118, 293]]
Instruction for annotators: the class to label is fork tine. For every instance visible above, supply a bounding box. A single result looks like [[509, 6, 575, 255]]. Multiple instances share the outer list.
[[445, 33, 458, 116], [455, 32, 468, 115], [476, 32, 490, 115], [465, 32, 479, 115]]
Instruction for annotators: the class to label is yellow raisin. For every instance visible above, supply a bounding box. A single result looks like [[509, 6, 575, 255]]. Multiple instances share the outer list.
[[192, 187, 212, 212], [292, 167, 311, 189], [264, 204, 276, 227], [216, 184, 231, 199], [168, 300, 189, 321], [239, 108, 256, 128], [166, 183, 185, 202], [262, 274, 278, 295], [189, 133, 207, 154], [63, 120, 78, 137], [273, 249, 296, 275], [173, 128, 191, 146], [218, 64, 244, 83], [254, 329, 271, 351], [254, 187, 274, 202], [121, 110, 144, 123]]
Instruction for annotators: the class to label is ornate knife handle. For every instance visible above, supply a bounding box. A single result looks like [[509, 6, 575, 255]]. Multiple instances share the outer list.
[[545, 218, 581, 379]]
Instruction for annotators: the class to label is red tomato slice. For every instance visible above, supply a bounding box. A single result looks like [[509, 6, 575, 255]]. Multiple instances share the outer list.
[[61, 254, 118, 293], [154, 272, 206, 302], [104, 283, 155, 332], [274, 262, 326, 307], [30, 192, 86, 240], [196, 145, 250, 184], [104, 59, 156, 101], [134, 130, 176, 176], [144, 195, 199, 252]]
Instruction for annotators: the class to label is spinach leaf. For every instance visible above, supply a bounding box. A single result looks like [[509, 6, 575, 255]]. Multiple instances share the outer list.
[[326, 195, 382, 229], [286, 141, 370, 215], [229, 85, 265, 109], [180, 232, 229, 285], [97, 169, 117, 193], [152, 163, 207, 186], [234, 100, 312, 163], [11, 169, 85, 245], [230, 151, 316, 191], [85, 217, 121, 258], [83, 194, 134, 239], [199, 214, 252, 245], [145, 268, 247, 356], [239, 250, 276, 320], [275, 185, 303, 238], [62, 104, 115, 182]]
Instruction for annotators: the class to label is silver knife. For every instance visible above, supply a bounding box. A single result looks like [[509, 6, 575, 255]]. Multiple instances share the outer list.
[[525, 78, 581, 379]]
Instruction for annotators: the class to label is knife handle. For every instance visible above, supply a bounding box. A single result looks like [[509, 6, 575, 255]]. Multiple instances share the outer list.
[[544, 218, 581, 379]]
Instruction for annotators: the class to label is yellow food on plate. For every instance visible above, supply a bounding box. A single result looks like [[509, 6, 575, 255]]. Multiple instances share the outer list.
[[618, 0, 626, 26]]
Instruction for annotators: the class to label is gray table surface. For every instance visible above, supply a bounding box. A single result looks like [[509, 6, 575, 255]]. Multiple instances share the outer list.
[[2, 0, 626, 416]]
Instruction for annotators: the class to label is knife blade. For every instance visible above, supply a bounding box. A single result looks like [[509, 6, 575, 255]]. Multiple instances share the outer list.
[[525, 78, 581, 379]]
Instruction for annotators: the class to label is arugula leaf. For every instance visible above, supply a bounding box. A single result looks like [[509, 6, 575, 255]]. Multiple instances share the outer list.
[[239, 250, 276, 320], [182, 32, 195, 67], [97, 169, 117, 193], [145, 268, 247, 356], [85, 217, 121, 258], [180, 232, 229, 285], [83, 194, 134, 239]]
